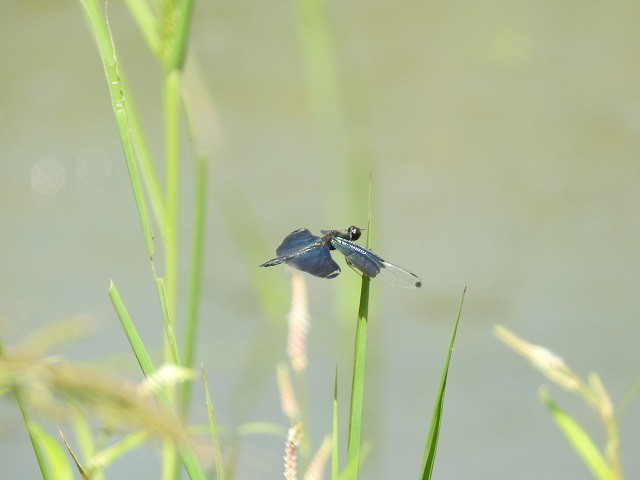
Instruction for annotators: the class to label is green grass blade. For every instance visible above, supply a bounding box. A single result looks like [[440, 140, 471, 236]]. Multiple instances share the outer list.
[[108, 281, 156, 377], [162, 70, 181, 338], [79, 0, 155, 258], [108, 281, 206, 479], [0, 336, 49, 480], [71, 408, 105, 480], [346, 275, 370, 480], [180, 153, 207, 413], [29, 423, 73, 480], [59, 430, 90, 480], [332, 364, 339, 480], [202, 366, 226, 480], [539, 388, 616, 480], [420, 287, 465, 479], [345, 170, 374, 480], [126, 93, 167, 237]]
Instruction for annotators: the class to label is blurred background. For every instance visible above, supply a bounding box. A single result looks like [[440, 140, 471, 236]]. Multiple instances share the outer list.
[[2, 0, 640, 478]]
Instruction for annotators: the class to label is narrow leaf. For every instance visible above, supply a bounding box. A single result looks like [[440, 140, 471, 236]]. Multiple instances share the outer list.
[[539, 388, 616, 480], [29, 423, 73, 480], [420, 287, 465, 479], [107, 281, 206, 479], [180, 153, 207, 413], [59, 430, 90, 480], [108, 281, 155, 377], [202, 366, 226, 480], [346, 171, 374, 480], [79, 0, 155, 258]]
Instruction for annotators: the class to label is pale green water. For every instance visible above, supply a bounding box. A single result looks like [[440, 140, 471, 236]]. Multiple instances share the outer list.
[[1, 1, 640, 478]]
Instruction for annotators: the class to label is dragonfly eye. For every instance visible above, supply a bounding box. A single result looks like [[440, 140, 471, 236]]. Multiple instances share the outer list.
[[348, 226, 361, 241]]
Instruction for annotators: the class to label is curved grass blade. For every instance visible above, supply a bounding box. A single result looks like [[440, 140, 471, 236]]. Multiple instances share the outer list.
[[420, 287, 465, 479], [29, 423, 73, 480], [0, 334, 49, 480], [539, 388, 616, 480]]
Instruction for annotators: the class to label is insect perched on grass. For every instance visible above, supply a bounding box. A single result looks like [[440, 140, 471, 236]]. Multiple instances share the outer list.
[[260, 225, 422, 288]]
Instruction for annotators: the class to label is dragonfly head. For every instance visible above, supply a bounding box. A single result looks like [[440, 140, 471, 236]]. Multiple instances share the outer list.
[[347, 225, 362, 241]]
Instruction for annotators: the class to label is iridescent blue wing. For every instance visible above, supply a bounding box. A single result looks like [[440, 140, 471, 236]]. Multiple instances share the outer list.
[[331, 237, 422, 288], [287, 246, 341, 279], [261, 228, 341, 279], [276, 229, 320, 256]]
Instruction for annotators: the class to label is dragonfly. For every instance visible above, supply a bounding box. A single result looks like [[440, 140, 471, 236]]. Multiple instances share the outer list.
[[260, 225, 422, 288]]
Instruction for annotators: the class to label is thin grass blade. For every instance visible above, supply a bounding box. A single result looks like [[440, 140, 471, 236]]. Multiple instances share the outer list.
[[345, 171, 374, 480], [539, 388, 616, 480], [29, 423, 73, 480], [181, 153, 207, 413], [0, 335, 49, 479], [71, 408, 105, 480], [420, 287, 465, 479], [108, 281, 155, 377], [108, 281, 206, 479], [202, 366, 226, 480], [59, 430, 90, 480], [79, 0, 155, 258]]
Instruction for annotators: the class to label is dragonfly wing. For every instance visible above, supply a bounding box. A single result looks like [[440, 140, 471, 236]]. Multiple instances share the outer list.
[[288, 245, 341, 279], [276, 228, 320, 256], [332, 238, 422, 288]]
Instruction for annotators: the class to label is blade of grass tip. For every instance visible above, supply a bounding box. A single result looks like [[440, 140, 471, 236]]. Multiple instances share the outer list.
[[29, 423, 73, 480], [59, 430, 90, 480], [108, 281, 207, 480], [180, 153, 207, 413], [108, 281, 155, 377], [71, 407, 105, 480], [539, 388, 616, 480], [111, 277, 175, 480], [332, 363, 339, 480], [420, 287, 466, 480], [0, 335, 49, 480], [202, 366, 226, 480], [79, 0, 154, 258], [346, 177, 373, 479]]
